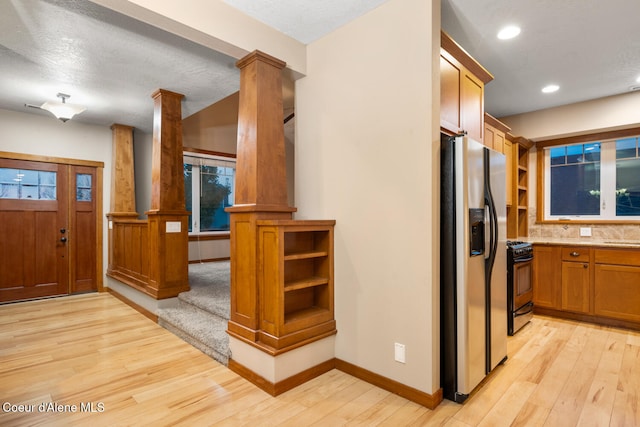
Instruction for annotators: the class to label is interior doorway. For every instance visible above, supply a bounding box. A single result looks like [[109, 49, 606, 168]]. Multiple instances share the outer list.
[[0, 156, 102, 303]]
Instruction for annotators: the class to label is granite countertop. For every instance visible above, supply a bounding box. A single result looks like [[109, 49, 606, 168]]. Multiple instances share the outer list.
[[521, 237, 640, 249]]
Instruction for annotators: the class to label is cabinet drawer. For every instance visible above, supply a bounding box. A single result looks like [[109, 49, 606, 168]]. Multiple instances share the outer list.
[[595, 248, 640, 267], [562, 247, 590, 262]]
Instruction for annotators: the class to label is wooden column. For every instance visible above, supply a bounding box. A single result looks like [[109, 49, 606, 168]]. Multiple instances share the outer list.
[[146, 89, 189, 299], [107, 124, 138, 275], [226, 51, 296, 345], [109, 124, 137, 214]]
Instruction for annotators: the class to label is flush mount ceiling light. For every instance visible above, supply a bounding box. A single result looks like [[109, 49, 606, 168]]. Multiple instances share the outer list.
[[497, 25, 521, 40], [542, 84, 560, 94], [25, 93, 86, 122]]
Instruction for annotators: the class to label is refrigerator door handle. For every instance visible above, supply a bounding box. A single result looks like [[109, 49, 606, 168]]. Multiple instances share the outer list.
[[483, 148, 499, 374]]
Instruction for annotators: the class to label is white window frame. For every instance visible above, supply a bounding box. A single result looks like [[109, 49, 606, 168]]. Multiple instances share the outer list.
[[184, 152, 236, 235], [543, 137, 640, 221]]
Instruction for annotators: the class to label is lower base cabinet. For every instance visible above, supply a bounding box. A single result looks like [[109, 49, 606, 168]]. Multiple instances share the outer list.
[[534, 244, 640, 328], [594, 249, 640, 323], [560, 247, 591, 314], [532, 245, 561, 309]]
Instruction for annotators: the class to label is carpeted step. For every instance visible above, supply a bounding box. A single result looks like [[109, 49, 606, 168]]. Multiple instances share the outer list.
[[178, 288, 230, 320], [158, 301, 231, 366]]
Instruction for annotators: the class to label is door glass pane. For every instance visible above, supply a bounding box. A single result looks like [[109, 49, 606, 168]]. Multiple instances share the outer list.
[[76, 173, 92, 201], [0, 168, 56, 200]]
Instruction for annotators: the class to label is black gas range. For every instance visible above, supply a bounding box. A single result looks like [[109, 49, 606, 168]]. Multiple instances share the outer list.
[[506, 241, 534, 335]]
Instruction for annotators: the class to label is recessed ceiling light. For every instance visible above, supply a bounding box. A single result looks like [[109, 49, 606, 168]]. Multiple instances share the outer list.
[[542, 84, 560, 94], [636, 75, 640, 83], [497, 25, 521, 40]]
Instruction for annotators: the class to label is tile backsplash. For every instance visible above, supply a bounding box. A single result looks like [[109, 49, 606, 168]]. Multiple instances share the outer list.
[[527, 208, 640, 241]]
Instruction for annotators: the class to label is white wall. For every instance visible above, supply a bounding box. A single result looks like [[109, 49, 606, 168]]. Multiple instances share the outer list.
[[500, 91, 640, 141], [0, 108, 112, 283], [133, 129, 153, 217], [295, 0, 439, 394]]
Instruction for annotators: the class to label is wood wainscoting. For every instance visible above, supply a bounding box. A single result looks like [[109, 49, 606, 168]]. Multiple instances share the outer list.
[[107, 216, 149, 292]]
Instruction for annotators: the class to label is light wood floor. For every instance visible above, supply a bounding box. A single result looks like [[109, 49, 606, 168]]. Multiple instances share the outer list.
[[1, 293, 639, 426]]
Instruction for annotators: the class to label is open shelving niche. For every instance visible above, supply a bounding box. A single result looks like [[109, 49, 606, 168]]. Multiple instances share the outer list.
[[256, 219, 336, 352], [506, 136, 531, 239]]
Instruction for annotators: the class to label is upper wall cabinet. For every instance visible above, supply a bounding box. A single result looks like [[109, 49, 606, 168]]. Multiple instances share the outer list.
[[484, 113, 511, 154], [440, 31, 493, 143]]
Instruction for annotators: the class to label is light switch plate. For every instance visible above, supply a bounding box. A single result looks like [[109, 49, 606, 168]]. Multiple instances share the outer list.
[[580, 227, 592, 237]]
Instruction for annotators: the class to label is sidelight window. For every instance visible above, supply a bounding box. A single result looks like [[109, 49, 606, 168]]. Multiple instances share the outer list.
[[544, 136, 640, 220], [184, 153, 235, 233]]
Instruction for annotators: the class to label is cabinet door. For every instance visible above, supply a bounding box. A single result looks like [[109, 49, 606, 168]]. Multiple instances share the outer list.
[[493, 130, 505, 154], [594, 264, 640, 322], [461, 72, 484, 142], [561, 261, 590, 314], [440, 54, 461, 133], [533, 245, 561, 309], [484, 123, 495, 150]]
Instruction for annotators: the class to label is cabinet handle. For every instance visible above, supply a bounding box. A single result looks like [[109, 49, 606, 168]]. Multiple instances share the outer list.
[[583, 263, 588, 269], [570, 251, 580, 257]]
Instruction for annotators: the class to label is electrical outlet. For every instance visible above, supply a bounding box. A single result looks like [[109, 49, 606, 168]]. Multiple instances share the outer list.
[[580, 227, 592, 237], [394, 343, 406, 363]]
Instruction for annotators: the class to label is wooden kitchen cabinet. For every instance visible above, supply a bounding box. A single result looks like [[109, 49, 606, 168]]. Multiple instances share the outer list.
[[533, 244, 640, 329], [594, 248, 640, 323], [506, 136, 533, 238], [484, 113, 510, 153], [440, 31, 493, 142], [532, 245, 562, 309], [561, 247, 591, 314]]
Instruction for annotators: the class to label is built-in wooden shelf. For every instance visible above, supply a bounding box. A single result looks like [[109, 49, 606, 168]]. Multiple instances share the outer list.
[[507, 134, 531, 238], [256, 219, 336, 352], [284, 250, 329, 261], [285, 277, 329, 292]]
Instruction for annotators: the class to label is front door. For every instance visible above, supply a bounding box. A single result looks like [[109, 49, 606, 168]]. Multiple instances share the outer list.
[[0, 159, 97, 302]]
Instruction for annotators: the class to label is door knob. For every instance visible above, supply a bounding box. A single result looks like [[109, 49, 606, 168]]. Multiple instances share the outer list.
[[60, 228, 66, 234], [60, 237, 67, 243]]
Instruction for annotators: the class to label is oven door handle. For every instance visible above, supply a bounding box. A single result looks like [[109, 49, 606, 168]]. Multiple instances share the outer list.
[[514, 301, 534, 317], [513, 255, 533, 263]]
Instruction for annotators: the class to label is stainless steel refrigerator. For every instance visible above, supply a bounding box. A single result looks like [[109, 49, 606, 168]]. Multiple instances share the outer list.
[[440, 134, 507, 403]]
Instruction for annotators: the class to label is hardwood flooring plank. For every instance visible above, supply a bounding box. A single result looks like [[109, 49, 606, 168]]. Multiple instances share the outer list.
[[544, 327, 610, 426], [526, 321, 587, 410], [477, 380, 537, 426], [2, 293, 640, 426]]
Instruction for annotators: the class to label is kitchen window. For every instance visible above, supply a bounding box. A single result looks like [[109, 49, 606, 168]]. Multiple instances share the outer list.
[[543, 135, 640, 220], [184, 152, 236, 234]]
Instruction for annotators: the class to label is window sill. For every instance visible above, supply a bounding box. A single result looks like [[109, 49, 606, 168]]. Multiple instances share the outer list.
[[188, 232, 230, 241], [537, 219, 640, 225]]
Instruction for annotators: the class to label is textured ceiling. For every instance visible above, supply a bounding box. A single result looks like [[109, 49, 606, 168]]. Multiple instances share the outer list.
[[1, 0, 638, 133], [222, 0, 388, 44], [0, 0, 240, 133]]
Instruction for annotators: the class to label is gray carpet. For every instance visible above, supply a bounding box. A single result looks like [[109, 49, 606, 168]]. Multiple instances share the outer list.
[[157, 261, 232, 365], [180, 261, 230, 319]]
